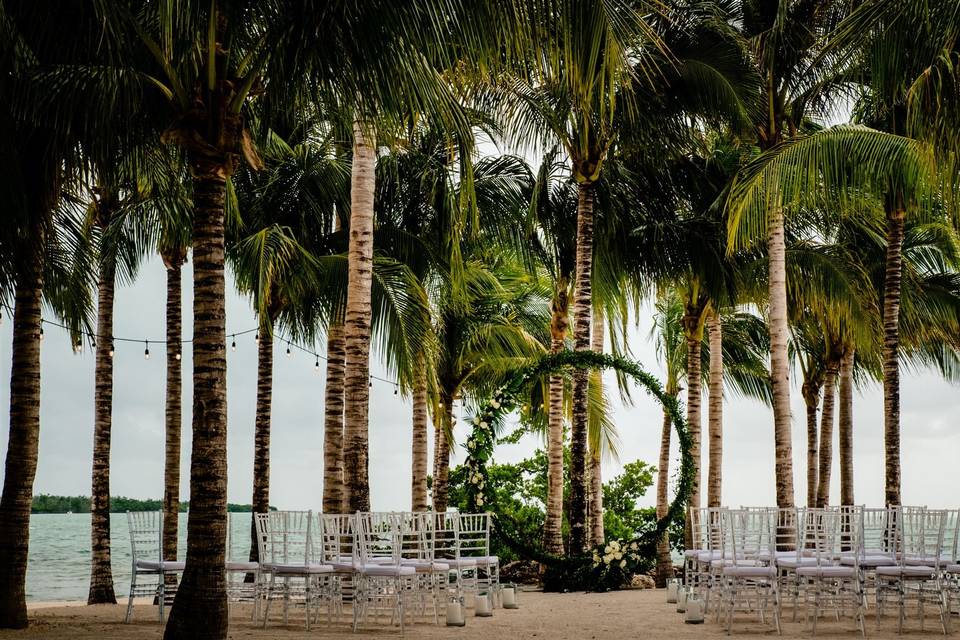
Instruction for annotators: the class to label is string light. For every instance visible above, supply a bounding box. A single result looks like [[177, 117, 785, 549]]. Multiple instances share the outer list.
[[0, 303, 402, 387], [231, 336, 236, 351]]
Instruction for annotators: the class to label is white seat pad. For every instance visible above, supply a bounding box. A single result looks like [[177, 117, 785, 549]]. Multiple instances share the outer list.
[[136, 559, 185, 572], [401, 559, 451, 573], [777, 557, 818, 569], [946, 564, 960, 574], [841, 554, 897, 567], [438, 558, 478, 568], [797, 565, 857, 578], [464, 555, 498, 565], [264, 562, 334, 574], [225, 561, 259, 572], [330, 561, 359, 573], [723, 565, 777, 578], [876, 565, 937, 578], [358, 564, 416, 577]]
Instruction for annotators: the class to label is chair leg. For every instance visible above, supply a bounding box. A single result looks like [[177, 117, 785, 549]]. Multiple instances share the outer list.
[[158, 577, 165, 623], [124, 573, 137, 623]]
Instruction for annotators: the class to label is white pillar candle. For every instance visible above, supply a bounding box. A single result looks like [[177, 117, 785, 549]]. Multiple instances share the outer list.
[[676, 586, 688, 613], [475, 592, 493, 617], [446, 600, 466, 627], [465, 593, 476, 609], [666, 579, 679, 603], [684, 594, 705, 624], [502, 586, 518, 609]]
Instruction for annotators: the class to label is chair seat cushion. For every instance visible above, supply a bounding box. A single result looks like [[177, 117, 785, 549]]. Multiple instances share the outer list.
[[756, 551, 796, 563], [797, 565, 857, 578], [401, 559, 451, 573], [946, 564, 960, 574], [263, 562, 334, 574], [904, 554, 952, 567], [136, 560, 185, 572], [841, 554, 896, 568], [225, 561, 259, 572], [330, 561, 359, 573], [876, 565, 937, 578], [777, 557, 819, 569], [722, 565, 777, 578], [465, 555, 498, 566], [684, 549, 705, 559], [358, 564, 416, 577], [437, 558, 478, 569]]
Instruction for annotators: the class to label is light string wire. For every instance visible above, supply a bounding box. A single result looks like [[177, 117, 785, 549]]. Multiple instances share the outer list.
[[0, 303, 401, 390]]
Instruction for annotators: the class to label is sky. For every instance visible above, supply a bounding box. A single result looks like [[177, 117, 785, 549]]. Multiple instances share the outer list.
[[1, 254, 958, 512]]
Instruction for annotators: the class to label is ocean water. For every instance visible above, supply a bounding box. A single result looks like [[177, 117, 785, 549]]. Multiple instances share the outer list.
[[26, 513, 253, 603]]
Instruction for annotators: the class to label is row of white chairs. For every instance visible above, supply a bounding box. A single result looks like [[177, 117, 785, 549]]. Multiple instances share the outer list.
[[682, 506, 960, 636], [124, 510, 500, 633]]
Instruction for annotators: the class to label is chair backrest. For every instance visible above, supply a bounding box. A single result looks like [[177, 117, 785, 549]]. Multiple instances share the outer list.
[[899, 507, 945, 565], [355, 512, 400, 566], [722, 509, 773, 561], [395, 511, 432, 561], [226, 512, 254, 563], [127, 511, 162, 565], [861, 507, 897, 556], [942, 509, 960, 563], [772, 507, 799, 552], [457, 513, 491, 559], [257, 510, 313, 566], [432, 511, 461, 562], [800, 508, 842, 567], [316, 513, 357, 564]]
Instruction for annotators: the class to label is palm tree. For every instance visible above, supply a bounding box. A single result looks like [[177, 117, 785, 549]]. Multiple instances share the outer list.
[[705, 309, 723, 508], [494, 0, 665, 552], [824, 0, 960, 506]]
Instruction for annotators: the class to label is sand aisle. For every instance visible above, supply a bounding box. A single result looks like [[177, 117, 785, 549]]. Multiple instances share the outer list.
[[4, 588, 947, 639]]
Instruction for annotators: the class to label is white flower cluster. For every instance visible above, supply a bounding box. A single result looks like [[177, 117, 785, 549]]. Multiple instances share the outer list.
[[592, 540, 641, 569]]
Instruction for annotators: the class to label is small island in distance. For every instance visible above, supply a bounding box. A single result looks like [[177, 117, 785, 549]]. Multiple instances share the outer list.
[[31, 494, 276, 514]]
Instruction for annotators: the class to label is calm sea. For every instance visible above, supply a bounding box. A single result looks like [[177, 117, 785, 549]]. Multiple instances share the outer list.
[[26, 513, 253, 602]]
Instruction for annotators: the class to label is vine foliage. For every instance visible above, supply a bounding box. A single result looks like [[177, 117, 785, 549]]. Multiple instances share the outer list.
[[462, 350, 693, 591]]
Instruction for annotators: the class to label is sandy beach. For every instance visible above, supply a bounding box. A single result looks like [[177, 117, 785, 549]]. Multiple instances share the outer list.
[[6, 588, 950, 639]]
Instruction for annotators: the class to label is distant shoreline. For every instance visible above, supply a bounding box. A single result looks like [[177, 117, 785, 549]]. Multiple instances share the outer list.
[[31, 494, 273, 514]]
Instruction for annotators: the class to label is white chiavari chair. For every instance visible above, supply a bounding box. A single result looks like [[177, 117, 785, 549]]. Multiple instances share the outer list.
[[225, 512, 260, 618], [352, 512, 417, 633], [718, 508, 781, 635], [433, 511, 478, 600], [124, 511, 184, 623], [456, 512, 500, 606]]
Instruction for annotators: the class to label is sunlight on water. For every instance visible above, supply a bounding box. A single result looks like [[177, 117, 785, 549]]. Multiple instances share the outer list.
[[26, 513, 253, 602]]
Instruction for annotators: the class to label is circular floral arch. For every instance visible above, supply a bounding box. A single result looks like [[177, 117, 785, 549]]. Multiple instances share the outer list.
[[461, 349, 693, 591]]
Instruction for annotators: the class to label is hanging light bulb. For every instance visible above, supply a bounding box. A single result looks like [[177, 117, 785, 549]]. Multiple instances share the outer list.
[[175, 352, 181, 361], [394, 385, 399, 396], [314, 358, 320, 372], [73, 341, 81, 354], [108, 340, 115, 358], [368, 377, 373, 388], [144, 341, 150, 360], [39, 326, 44, 341], [231, 336, 236, 351], [91, 338, 96, 349], [286, 343, 292, 358], [255, 332, 260, 345]]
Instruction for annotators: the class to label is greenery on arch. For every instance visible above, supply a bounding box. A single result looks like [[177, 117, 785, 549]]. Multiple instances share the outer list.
[[462, 349, 693, 592]]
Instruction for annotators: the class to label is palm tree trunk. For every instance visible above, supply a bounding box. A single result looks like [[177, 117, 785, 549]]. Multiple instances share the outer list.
[[432, 392, 453, 513], [88, 257, 117, 604], [768, 206, 796, 509], [882, 208, 905, 507], [655, 380, 678, 587], [816, 360, 839, 507], [569, 182, 595, 554], [0, 260, 43, 628], [706, 311, 723, 508], [161, 250, 185, 572], [544, 281, 568, 554], [838, 347, 855, 506], [801, 378, 821, 508], [343, 119, 375, 513], [247, 324, 273, 564], [681, 307, 703, 549], [322, 322, 346, 513], [589, 309, 604, 545], [411, 368, 429, 512], [164, 157, 230, 640]]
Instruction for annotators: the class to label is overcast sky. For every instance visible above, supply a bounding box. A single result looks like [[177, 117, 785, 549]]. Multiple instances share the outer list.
[[0, 253, 958, 511]]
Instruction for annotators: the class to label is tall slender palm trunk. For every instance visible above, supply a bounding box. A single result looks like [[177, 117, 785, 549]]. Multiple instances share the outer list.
[[816, 359, 839, 507], [411, 368, 429, 511], [322, 322, 346, 513], [767, 207, 795, 509], [161, 250, 185, 570], [544, 280, 569, 554], [569, 182, 595, 554], [589, 309, 604, 546], [0, 259, 43, 628], [343, 119, 375, 513], [655, 379, 678, 587], [706, 312, 723, 508], [88, 256, 117, 604], [838, 348, 855, 505], [801, 377, 821, 508], [248, 324, 273, 564], [882, 208, 905, 507], [164, 156, 230, 640], [432, 392, 453, 513], [681, 306, 704, 549]]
